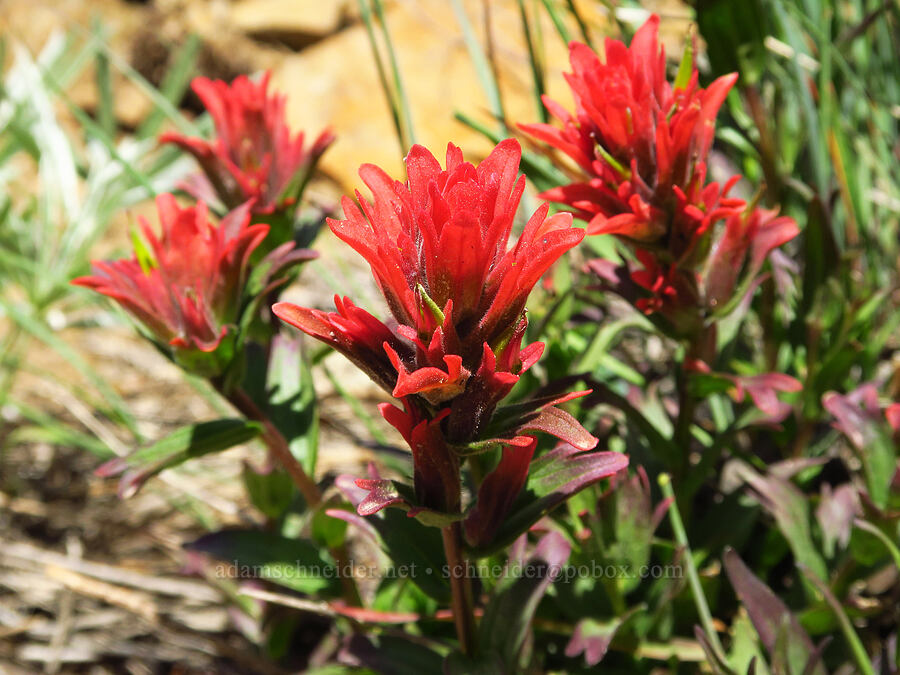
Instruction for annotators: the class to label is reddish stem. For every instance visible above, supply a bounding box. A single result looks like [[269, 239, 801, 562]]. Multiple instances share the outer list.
[[223, 386, 361, 606], [442, 521, 477, 656]]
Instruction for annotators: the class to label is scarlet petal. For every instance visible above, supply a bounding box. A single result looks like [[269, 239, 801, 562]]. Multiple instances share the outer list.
[[387, 350, 470, 404]]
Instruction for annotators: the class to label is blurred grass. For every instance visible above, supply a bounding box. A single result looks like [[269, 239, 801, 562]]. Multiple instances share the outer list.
[[0, 27, 200, 456]]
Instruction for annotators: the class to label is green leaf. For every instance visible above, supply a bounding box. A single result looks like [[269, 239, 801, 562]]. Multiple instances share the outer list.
[[266, 334, 318, 475], [311, 506, 349, 549], [731, 462, 828, 585], [91, 20, 115, 139], [450, 0, 506, 134], [674, 28, 695, 91], [1, 299, 139, 436], [186, 529, 341, 596], [8, 401, 114, 458], [242, 464, 294, 520], [860, 428, 895, 510], [98, 418, 261, 498], [372, 509, 450, 601], [798, 566, 875, 675], [131, 226, 155, 274]]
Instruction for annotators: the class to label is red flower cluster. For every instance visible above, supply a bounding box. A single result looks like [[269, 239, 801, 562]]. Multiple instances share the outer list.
[[521, 16, 797, 333], [274, 140, 613, 520], [74, 195, 314, 374], [161, 72, 334, 218]]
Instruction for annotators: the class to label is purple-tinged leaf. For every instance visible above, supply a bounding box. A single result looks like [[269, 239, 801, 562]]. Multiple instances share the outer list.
[[723, 548, 824, 675], [528, 444, 628, 495], [815, 483, 859, 557], [731, 461, 828, 581], [565, 606, 643, 666], [486, 390, 597, 450], [768, 456, 828, 480], [823, 385, 897, 508], [335, 472, 370, 507], [823, 384, 881, 449], [693, 625, 735, 675], [472, 445, 628, 555], [352, 476, 464, 528], [463, 438, 536, 548], [478, 531, 572, 669], [355, 478, 407, 516], [512, 405, 599, 451]]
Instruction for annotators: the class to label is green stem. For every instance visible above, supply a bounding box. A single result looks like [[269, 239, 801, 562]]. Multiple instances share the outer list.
[[799, 566, 875, 675], [673, 364, 696, 483], [658, 473, 726, 663]]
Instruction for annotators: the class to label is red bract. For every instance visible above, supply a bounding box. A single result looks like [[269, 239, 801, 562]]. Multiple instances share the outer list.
[[705, 207, 800, 309], [328, 139, 580, 359], [73, 194, 311, 373], [160, 72, 334, 216], [519, 15, 741, 243], [275, 140, 586, 440], [523, 16, 798, 331], [274, 140, 601, 519]]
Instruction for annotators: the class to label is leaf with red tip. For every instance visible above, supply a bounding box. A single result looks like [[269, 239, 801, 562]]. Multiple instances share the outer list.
[[355, 478, 408, 516], [511, 405, 599, 451], [565, 606, 643, 666]]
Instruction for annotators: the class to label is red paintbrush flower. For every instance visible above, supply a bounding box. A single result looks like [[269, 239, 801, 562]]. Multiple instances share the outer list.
[[519, 15, 742, 245], [160, 72, 334, 217], [274, 140, 608, 521], [523, 16, 798, 332], [275, 139, 586, 439], [73, 194, 314, 374]]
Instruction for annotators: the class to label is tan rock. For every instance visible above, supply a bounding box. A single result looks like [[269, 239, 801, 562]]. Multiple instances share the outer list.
[[230, 0, 354, 44], [273, 0, 611, 191]]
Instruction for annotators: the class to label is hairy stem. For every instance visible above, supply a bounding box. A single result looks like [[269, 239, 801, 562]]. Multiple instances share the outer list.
[[222, 386, 361, 606], [226, 388, 322, 506], [442, 521, 477, 656]]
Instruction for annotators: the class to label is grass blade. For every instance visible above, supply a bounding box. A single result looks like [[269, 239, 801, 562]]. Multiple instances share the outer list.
[[136, 34, 201, 140], [450, 0, 506, 134]]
